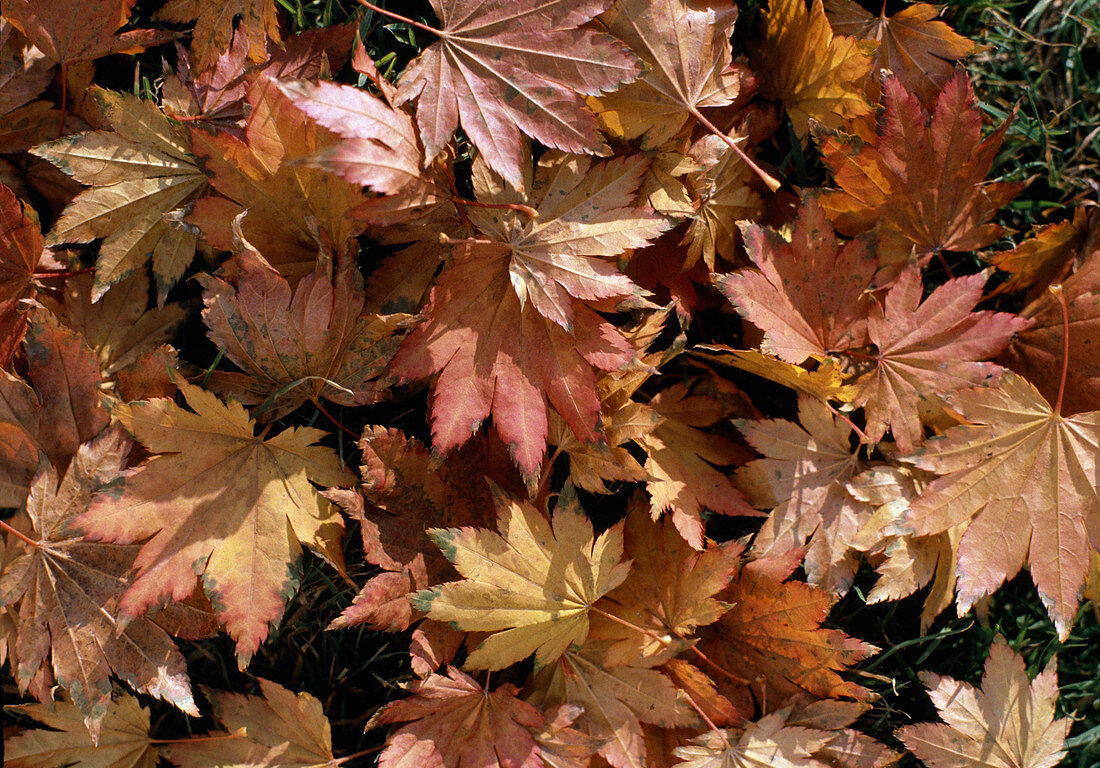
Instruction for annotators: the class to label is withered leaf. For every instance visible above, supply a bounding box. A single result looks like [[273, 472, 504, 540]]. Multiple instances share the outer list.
[[156, 0, 280, 74], [4, 0, 174, 65], [76, 380, 354, 665]]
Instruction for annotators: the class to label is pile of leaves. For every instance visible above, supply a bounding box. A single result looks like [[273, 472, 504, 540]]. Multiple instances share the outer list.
[[1, 0, 1097, 766]]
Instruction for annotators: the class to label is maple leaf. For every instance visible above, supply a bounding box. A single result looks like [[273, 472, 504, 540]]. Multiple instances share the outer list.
[[898, 372, 1100, 639], [469, 149, 667, 331], [0, 183, 45, 365], [0, 428, 197, 740], [156, 0, 279, 73], [590, 0, 741, 149], [187, 76, 367, 281], [699, 550, 876, 713], [588, 507, 743, 666], [825, 0, 978, 106], [817, 71, 1023, 264], [693, 347, 857, 404], [388, 238, 634, 479], [0, 22, 55, 115], [0, 314, 109, 508], [1000, 249, 1100, 414], [200, 248, 406, 419], [681, 129, 762, 270], [850, 266, 1031, 452], [640, 381, 758, 550], [374, 666, 547, 768], [277, 77, 441, 209], [49, 268, 187, 398], [530, 644, 699, 768], [166, 678, 336, 768], [673, 713, 834, 768], [31, 88, 206, 301], [6, 694, 160, 768], [898, 637, 1069, 768], [750, 0, 873, 136], [387, 0, 641, 188], [3, 0, 174, 66], [75, 380, 354, 665], [414, 484, 632, 670], [326, 426, 520, 632], [717, 196, 877, 365], [736, 396, 866, 595], [986, 206, 1099, 300]]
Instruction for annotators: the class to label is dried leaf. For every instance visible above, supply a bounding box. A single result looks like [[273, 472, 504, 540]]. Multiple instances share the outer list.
[[156, 0, 279, 73], [76, 380, 354, 664], [4, 0, 174, 65]]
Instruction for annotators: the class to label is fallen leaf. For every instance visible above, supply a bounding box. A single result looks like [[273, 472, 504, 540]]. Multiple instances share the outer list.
[[0, 21, 54, 115], [0, 428, 197, 740], [590, 0, 741, 148], [31, 88, 206, 301], [188, 76, 366, 281], [393, 0, 641, 187], [693, 347, 857, 403], [851, 266, 1030, 452], [736, 396, 865, 595], [987, 206, 1100, 300], [389, 239, 634, 479], [898, 637, 1068, 768], [999, 247, 1100, 414], [750, 0, 872, 136], [825, 0, 978, 105], [900, 372, 1100, 639], [156, 0, 279, 73], [374, 667, 546, 768], [166, 678, 336, 768], [0, 183, 44, 365], [4, 0, 174, 65], [673, 713, 833, 768], [6, 693, 160, 768], [200, 248, 406, 419], [717, 196, 877, 365], [529, 644, 699, 768], [414, 484, 632, 670], [817, 70, 1023, 265], [75, 380, 354, 665]]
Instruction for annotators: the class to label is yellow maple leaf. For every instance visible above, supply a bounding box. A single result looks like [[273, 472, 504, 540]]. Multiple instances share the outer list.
[[751, 0, 873, 137], [414, 485, 632, 670]]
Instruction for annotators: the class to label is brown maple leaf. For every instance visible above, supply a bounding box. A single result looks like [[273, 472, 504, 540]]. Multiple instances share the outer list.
[[188, 76, 367, 282], [0, 21, 54, 115], [200, 248, 406, 419], [166, 678, 336, 768], [0, 428, 197, 741], [987, 205, 1100, 301], [590, 0, 742, 149], [389, 240, 634, 479], [750, 0, 873, 136], [737, 396, 866, 595], [49, 268, 187, 400], [898, 637, 1068, 768], [31, 88, 206, 301], [825, 0, 978, 106], [898, 372, 1100, 639], [374, 667, 547, 768], [699, 549, 876, 714], [0, 313, 109, 508], [156, 0, 280, 74], [6, 693, 161, 768], [4, 0, 174, 66], [0, 183, 46, 366], [75, 380, 354, 665], [851, 266, 1031, 453], [529, 644, 700, 768], [1000, 247, 1100, 414], [471, 148, 667, 330], [717, 196, 877, 365], [817, 70, 1024, 265], [386, 0, 641, 188], [588, 506, 743, 666]]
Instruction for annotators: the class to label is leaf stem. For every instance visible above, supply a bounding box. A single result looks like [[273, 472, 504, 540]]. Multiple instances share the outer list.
[[357, 1, 441, 36], [450, 195, 539, 220], [688, 644, 751, 685], [314, 400, 361, 440], [1049, 283, 1070, 415], [0, 518, 39, 549], [689, 106, 781, 192]]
